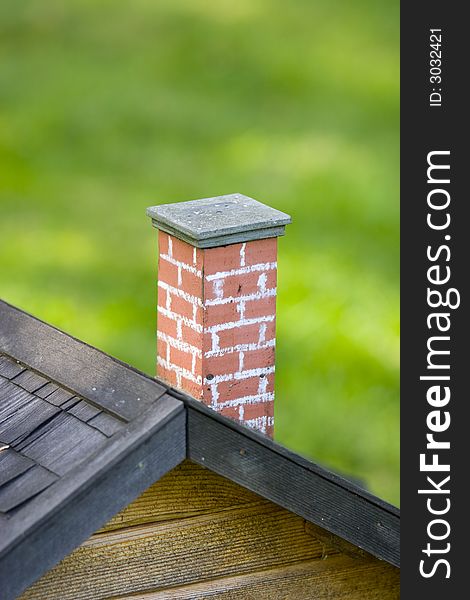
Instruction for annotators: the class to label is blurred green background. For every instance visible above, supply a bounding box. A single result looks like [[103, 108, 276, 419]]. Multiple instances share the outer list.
[[0, 0, 399, 503]]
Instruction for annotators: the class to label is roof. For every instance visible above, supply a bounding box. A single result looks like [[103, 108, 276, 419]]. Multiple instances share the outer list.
[[0, 300, 399, 600]]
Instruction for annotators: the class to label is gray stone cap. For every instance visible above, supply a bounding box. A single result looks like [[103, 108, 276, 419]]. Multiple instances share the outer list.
[[146, 193, 292, 248]]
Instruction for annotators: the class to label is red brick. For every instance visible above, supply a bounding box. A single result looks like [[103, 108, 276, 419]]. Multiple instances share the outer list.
[[204, 277, 226, 302], [156, 232, 277, 438], [181, 377, 203, 400], [157, 257, 179, 288], [263, 372, 275, 394], [202, 330, 216, 358], [218, 406, 241, 421], [204, 301, 240, 328], [266, 402, 274, 420], [169, 345, 194, 373], [157, 313, 178, 339], [215, 376, 261, 402], [192, 352, 202, 377], [195, 305, 204, 325], [204, 352, 240, 377], [171, 294, 199, 322], [231, 269, 276, 296], [211, 274, 243, 300], [181, 268, 203, 297], [258, 269, 277, 292], [244, 296, 276, 320], [205, 269, 277, 301], [216, 323, 262, 350], [224, 372, 274, 397], [158, 231, 171, 256], [261, 319, 276, 342], [157, 363, 177, 387], [204, 383, 217, 405], [157, 287, 170, 310], [182, 322, 203, 349], [204, 243, 245, 276], [157, 338, 169, 363], [172, 236, 202, 269], [242, 399, 274, 422], [242, 346, 275, 371], [244, 238, 277, 266], [195, 306, 204, 325]]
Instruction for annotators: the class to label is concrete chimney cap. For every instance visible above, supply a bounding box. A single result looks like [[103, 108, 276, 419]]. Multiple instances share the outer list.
[[146, 193, 291, 248]]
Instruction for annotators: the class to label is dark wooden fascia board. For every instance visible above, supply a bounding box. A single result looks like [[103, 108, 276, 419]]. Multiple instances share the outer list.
[[0, 300, 167, 421], [180, 395, 400, 568], [177, 393, 399, 516], [0, 394, 186, 600]]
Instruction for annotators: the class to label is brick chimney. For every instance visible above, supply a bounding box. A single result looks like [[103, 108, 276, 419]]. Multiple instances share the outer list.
[[146, 194, 291, 437]]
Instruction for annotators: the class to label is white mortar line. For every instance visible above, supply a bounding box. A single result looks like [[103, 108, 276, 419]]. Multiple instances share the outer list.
[[158, 306, 203, 332], [257, 272, 267, 293], [168, 237, 173, 258], [177, 319, 183, 341], [193, 247, 197, 266], [258, 323, 267, 343], [160, 253, 202, 277], [211, 332, 220, 352], [162, 288, 275, 322], [204, 338, 275, 358], [237, 300, 245, 321], [157, 356, 202, 385], [203, 365, 275, 385], [205, 315, 275, 334], [217, 392, 274, 409], [177, 265, 182, 287], [158, 330, 202, 357], [240, 243, 246, 267], [206, 287, 276, 307], [159, 281, 203, 307], [205, 261, 277, 282], [244, 415, 274, 433], [258, 375, 268, 394], [210, 382, 219, 407], [213, 279, 224, 300]]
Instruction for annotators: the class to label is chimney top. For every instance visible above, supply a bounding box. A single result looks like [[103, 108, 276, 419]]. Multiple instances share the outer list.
[[148, 193, 291, 437], [146, 193, 291, 248]]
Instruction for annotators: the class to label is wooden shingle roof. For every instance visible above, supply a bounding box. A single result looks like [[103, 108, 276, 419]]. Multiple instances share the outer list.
[[0, 300, 399, 600]]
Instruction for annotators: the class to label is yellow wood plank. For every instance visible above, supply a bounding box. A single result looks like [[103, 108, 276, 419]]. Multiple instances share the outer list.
[[110, 555, 399, 600], [21, 503, 338, 600], [99, 460, 263, 532], [305, 520, 374, 560]]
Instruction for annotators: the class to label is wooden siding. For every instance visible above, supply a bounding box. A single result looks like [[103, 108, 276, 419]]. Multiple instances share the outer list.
[[21, 461, 399, 600], [187, 402, 400, 566], [98, 460, 264, 531], [111, 557, 399, 599]]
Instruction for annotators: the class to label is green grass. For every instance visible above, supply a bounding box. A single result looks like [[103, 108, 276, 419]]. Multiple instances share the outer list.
[[0, 0, 399, 504]]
